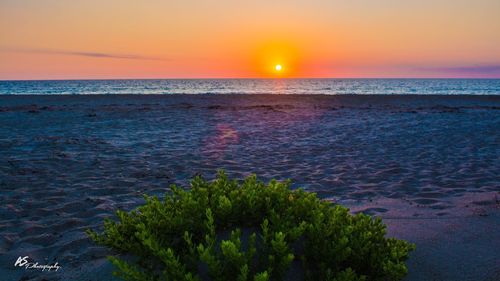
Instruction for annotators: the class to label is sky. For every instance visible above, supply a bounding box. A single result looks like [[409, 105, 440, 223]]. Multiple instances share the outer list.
[[1, 0, 500, 79]]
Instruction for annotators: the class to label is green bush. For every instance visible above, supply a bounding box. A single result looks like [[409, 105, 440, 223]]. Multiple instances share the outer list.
[[87, 171, 414, 281]]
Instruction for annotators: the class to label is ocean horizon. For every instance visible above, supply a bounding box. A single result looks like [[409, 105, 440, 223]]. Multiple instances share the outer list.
[[1, 78, 499, 96]]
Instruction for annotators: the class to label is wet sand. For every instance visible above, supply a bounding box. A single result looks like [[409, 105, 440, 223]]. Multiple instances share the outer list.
[[0, 94, 499, 280]]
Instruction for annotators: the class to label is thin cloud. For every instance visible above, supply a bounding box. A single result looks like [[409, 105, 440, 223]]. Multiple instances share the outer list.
[[313, 62, 500, 74], [0, 47, 167, 61], [415, 65, 500, 74]]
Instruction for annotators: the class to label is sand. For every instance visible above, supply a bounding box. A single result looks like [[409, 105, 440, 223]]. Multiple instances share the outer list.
[[0, 94, 499, 280]]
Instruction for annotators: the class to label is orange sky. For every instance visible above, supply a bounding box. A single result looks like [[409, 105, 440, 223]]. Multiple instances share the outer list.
[[1, 0, 500, 79]]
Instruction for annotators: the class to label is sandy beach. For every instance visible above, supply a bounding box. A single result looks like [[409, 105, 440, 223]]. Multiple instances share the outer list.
[[0, 94, 499, 280]]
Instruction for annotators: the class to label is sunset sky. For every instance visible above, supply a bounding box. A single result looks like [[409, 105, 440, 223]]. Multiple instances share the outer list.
[[1, 0, 500, 79]]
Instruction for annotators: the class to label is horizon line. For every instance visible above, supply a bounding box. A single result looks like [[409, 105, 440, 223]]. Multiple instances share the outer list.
[[2, 77, 500, 82]]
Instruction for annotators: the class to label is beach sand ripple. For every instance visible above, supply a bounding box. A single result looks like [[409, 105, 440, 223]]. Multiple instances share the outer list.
[[0, 94, 499, 280]]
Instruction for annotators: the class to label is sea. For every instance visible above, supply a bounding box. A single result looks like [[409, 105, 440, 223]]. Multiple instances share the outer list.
[[0, 78, 499, 95]]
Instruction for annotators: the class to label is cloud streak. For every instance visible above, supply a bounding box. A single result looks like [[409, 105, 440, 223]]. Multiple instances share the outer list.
[[0, 47, 167, 61], [415, 65, 500, 74], [307, 62, 500, 75]]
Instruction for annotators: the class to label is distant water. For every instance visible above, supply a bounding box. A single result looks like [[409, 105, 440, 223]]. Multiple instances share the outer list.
[[0, 79, 499, 95]]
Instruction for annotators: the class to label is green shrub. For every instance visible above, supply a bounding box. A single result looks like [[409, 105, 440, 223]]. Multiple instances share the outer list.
[[87, 171, 414, 281]]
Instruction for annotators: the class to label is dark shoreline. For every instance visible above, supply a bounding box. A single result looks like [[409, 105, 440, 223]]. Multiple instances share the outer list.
[[1, 93, 499, 108]]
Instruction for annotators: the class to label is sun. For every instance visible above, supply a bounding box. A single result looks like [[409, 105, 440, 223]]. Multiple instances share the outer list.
[[275, 64, 282, 72]]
